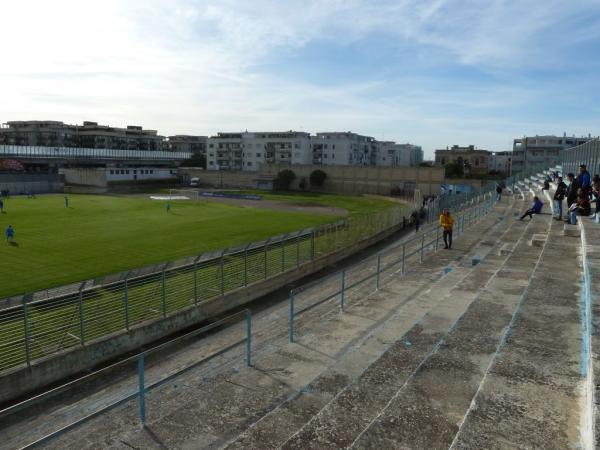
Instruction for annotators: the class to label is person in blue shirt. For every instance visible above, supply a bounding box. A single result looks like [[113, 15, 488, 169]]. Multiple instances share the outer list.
[[519, 196, 543, 220], [577, 164, 591, 195], [5, 224, 14, 242]]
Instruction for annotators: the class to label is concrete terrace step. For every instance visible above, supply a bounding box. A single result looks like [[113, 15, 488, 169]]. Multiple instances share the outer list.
[[450, 210, 585, 449], [350, 212, 547, 450], [218, 201, 524, 450], [5, 196, 522, 450], [269, 207, 536, 450]]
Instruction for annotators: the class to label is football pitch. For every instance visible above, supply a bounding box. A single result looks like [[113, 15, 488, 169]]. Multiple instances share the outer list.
[[0, 193, 397, 299]]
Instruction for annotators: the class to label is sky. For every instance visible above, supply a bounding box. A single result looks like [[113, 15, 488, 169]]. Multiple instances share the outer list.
[[1, 0, 599, 158]]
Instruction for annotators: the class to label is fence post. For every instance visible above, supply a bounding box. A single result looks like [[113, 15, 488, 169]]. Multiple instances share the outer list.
[[376, 254, 381, 290], [311, 231, 315, 260], [220, 251, 226, 295], [289, 289, 295, 343], [243, 245, 249, 287], [281, 236, 285, 272], [23, 297, 31, 368], [124, 277, 129, 330], [264, 239, 269, 279], [78, 287, 85, 344], [245, 309, 252, 367], [193, 259, 199, 304], [401, 243, 406, 276], [420, 235, 425, 263], [138, 354, 146, 425], [161, 269, 167, 318], [296, 233, 300, 267], [340, 271, 346, 311]]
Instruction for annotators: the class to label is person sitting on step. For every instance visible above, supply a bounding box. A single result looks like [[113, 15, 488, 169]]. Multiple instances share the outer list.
[[519, 196, 543, 221], [568, 189, 591, 225]]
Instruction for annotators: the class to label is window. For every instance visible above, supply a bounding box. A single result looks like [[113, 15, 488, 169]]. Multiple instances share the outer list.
[[295, 143, 300, 149], [256, 153, 261, 157], [110, 170, 114, 175], [332, 144, 335, 149], [332, 154, 335, 159], [150, 170, 154, 174], [126, 170, 130, 174], [209, 153, 214, 157], [324, 144, 328, 149], [324, 154, 328, 159], [209, 161, 214, 165], [133, 170, 137, 174], [247, 161, 253, 166], [209, 143, 214, 148]]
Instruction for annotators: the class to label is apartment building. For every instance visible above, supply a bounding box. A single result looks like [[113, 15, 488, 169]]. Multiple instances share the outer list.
[[313, 132, 378, 166], [0, 120, 165, 151], [489, 151, 513, 174], [206, 131, 313, 171], [435, 145, 491, 176], [166, 135, 207, 155], [378, 142, 424, 167], [512, 134, 592, 172]]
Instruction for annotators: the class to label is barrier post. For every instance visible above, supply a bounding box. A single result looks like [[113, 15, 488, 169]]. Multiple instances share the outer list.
[[340, 271, 346, 311], [376, 254, 381, 290], [281, 237, 285, 272], [435, 227, 439, 251], [243, 246, 248, 287], [161, 269, 167, 318], [311, 231, 315, 260], [245, 309, 252, 367], [78, 287, 85, 344], [289, 290, 296, 343], [23, 297, 31, 368], [193, 260, 199, 304], [420, 235, 425, 263], [220, 252, 225, 295], [401, 243, 406, 276], [138, 354, 146, 425], [124, 277, 129, 330]]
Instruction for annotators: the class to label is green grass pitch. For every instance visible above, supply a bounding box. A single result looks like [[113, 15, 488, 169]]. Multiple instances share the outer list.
[[0, 193, 396, 299]]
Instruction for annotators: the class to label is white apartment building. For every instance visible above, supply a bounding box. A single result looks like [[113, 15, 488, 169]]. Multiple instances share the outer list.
[[206, 131, 313, 171], [313, 132, 378, 166], [378, 142, 424, 167], [489, 151, 513, 174], [512, 134, 592, 172]]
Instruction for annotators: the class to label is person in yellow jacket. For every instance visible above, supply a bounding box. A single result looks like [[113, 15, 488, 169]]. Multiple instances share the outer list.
[[439, 208, 455, 249]]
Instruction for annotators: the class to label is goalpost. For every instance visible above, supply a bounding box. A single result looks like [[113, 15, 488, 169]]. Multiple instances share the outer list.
[[168, 189, 203, 202]]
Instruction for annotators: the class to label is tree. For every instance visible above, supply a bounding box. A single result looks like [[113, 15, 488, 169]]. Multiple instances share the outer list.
[[444, 162, 464, 178], [276, 169, 296, 190], [309, 169, 327, 187], [299, 177, 307, 190]]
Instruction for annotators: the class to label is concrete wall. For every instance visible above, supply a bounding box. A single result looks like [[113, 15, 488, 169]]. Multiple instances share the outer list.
[[0, 221, 403, 404], [61, 167, 107, 187], [179, 168, 257, 189], [180, 164, 444, 196], [0, 174, 63, 194]]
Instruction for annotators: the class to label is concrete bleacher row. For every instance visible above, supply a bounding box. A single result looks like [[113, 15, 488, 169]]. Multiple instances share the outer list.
[[1, 171, 594, 449]]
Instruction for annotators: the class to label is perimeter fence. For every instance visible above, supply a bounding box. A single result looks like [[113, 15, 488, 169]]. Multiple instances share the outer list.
[[0, 168, 544, 373], [0, 201, 413, 372]]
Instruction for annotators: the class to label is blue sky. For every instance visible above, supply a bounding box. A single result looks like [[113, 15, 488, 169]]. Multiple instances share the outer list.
[[1, 0, 599, 158]]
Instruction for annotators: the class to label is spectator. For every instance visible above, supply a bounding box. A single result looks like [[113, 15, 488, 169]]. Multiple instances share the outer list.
[[568, 189, 591, 224], [592, 175, 600, 219], [577, 164, 591, 196], [566, 173, 580, 214], [439, 208, 455, 249], [553, 176, 567, 221], [519, 196, 544, 221], [496, 184, 502, 201], [411, 210, 420, 233], [543, 180, 550, 190]]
